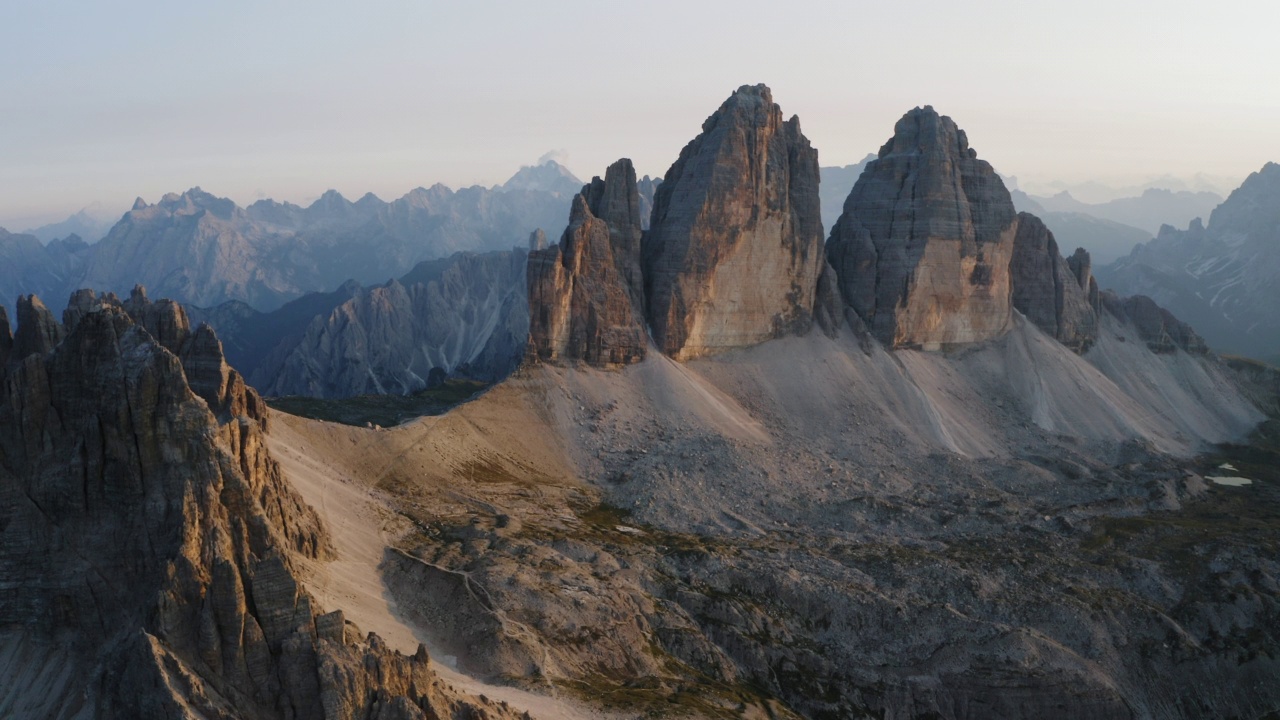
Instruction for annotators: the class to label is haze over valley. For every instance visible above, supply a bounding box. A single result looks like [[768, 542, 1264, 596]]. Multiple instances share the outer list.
[[2, 3, 1278, 719]]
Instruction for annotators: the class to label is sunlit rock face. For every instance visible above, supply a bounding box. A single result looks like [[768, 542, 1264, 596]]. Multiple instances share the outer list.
[[642, 84, 824, 361], [0, 290, 523, 719], [527, 158, 648, 366], [827, 106, 1018, 350]]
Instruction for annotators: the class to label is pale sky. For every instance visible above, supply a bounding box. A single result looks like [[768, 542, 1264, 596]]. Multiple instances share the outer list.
[[3, 0, 1278, 229]]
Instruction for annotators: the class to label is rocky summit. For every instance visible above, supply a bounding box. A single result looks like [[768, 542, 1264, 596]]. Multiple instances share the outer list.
[[0, 289, 525, 719], [526, 159, 648, 366], [827, 106, 1019, 350], [643, 84, 824, 361]]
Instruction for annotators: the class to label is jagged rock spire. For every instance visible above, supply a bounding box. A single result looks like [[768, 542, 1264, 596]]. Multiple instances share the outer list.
[[528, 228, 548, 252], [526, 158, 648, 366], [12, 295, 64, 361], [642, 83, 823, 360], [1009, 213, 1098, 352]]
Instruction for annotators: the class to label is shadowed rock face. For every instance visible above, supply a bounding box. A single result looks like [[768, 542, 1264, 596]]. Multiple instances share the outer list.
[[12, 295, 64, 361], [0, 305, 11, 368], [1101, 291, 1210, 354], [1010, 213, 1098, 352], [1067, 246, 1102, 314], [0, 292, 524, 719], [827, 106, 1018, 349], [527, 159, 648, 366], [643, 84, 824, 361]]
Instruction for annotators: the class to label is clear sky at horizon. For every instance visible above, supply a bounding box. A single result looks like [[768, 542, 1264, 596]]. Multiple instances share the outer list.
[[2, 0, 1278, 229]]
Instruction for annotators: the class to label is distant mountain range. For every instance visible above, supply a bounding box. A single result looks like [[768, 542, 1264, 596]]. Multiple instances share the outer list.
[[1097, 162, 1280, 362], [1019, 173, 1240, 204], [22, 203, 117, 244], [1020, 187, 1223, 236], [0, 161, 589, 313]]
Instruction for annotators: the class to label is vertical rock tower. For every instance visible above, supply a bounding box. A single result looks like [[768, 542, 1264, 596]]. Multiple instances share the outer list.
[[827, 106, 1018, 349], [1009, 214, 1099, 352], [642, 84, 824, 361], [526, 158, 648, 366]]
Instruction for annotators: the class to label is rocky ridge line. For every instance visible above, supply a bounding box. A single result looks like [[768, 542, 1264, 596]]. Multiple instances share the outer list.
[[0, 287, 526, 719]]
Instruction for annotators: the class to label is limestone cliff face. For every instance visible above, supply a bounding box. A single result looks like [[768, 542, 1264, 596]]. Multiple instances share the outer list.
[[0, 292, 523, 719], [642, 84, 824, 361], [1009, 213, 1098, 352], [527, 159, 647, 366], [827, 106, 1018, 349]]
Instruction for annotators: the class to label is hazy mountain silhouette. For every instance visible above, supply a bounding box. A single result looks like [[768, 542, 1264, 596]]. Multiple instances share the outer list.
[[1097, 162, 1280, 361], [1, 162, 584, 313]]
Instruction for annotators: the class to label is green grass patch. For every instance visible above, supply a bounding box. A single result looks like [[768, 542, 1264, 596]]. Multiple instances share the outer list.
[[266, 379, 487, 427]]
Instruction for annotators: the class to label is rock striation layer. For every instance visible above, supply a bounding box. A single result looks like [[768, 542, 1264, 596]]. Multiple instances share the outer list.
[[0, 291, 525, 719], [1009, 213, 1098, 352], [527, 159, 648, 366], [827, 106, 1018, 349], [642, 84, 824, 361]]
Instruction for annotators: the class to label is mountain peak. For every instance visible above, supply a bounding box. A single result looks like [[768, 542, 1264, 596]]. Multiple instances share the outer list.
[[500, 159, 583, 196], [726, 83, 773, 106], [643, 84, 823, 360], [828, 107, 1017, 348], [877, 105, 979, 163]]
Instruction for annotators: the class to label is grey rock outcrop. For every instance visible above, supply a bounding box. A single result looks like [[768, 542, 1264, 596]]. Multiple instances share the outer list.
[[527, 159, 648, 366], [642, 84, 824, 360], [1067, 246, 1102, 313], [812, 261, 844, 338], [528, 228, 548, 251], [1009, 213, 1098, 352], [827, 106, 1018, 349], [1100, 291, 1210, 354], [12, 294, 64, 361], [0, 294, 524, 719]]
